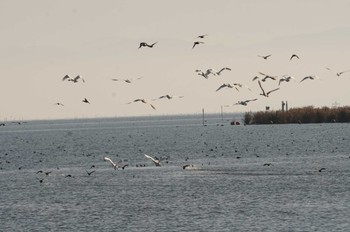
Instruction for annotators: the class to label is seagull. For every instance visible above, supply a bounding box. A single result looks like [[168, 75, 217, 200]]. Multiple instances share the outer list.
[[232, 83, 252, 92], [216, 83, 238, 92], [103, 157, 128, 170], [234, 98, 258, 106], [138, 42, 158, 49], [258, 54, 271, 60], [336, 70, 350, 77], [196, 69, 217, 79], [144, 154, 161, 166], [82, 98, 90, 104], [263, 163, 273, 166], [318, 168, 326, 172], [290, 54, 300, 60], [258, 72, 277, 82], [65, 174, 74, 178], [192, 41, 204, 49], [65, 75, 85, 83], [112, 77, 143, 83], [258, 81, 279, 97], [196, 34, 208, 39], [215, 67, 231, 75], [127, 99, 156, 110], [154, 94, 184, 100], [278, 75, 295, 85], [54, 102, 64, 106], [300, 75, 319, 83], [62, 75, 71, 81]]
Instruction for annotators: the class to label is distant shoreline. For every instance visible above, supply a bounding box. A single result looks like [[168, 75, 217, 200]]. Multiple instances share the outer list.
[[243, 106, 350, 125]]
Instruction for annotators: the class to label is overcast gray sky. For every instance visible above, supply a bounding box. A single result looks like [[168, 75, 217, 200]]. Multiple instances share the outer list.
[[1, 0, 350, 120]]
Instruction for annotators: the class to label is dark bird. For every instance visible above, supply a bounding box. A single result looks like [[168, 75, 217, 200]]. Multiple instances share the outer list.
[[182, 164, 195, 169], [0, 123, 5, 126], [192, 41, 204, 49], [127, 99, 156, 110], [234, 98, 258, 106], [65, 174, 74, 178], [216, 83, 238, 92], [263, 163, 273, 166], [138, 42, 158, 49], [37, 178, 44, 183], [63, 75, 85, 83], [215, 67, 232, 75], [44, 171, 52, 176], [89, 165, 96, 169], [86, 170, 95, 176], [258, 81, 279, 97], [278, 75, 295, 85], [300, 75, 319, 83], [82, 98, 90, 104], [258, 54, 271, 60], [336, 70, 350, 77], [318, 168, 326, 172], [195, 69, 216, 79], [54, 102, 64, 106], [62, 75, 71, 81], [112, 77, 143, 83], [290, 54, 300, 60], [154, 94, 184, 100], [196, 34, 208, 39], [257, 72, 277, 82]]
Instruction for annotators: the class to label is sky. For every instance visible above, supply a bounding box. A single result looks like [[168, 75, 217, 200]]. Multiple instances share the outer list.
[[1, 0, 350, 120]]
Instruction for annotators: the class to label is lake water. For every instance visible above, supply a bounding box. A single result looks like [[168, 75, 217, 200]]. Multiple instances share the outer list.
[[1, 115, 349, 231]]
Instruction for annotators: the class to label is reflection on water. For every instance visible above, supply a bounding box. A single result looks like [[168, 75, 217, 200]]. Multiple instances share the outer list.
[[1, 116, 350, 231]]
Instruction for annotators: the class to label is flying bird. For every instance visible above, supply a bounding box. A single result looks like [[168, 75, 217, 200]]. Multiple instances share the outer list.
[[86, 170, 95, 176], [196, 69, 216, 79], [258, 81, 279, 97], [278, 75, 295, 85], [54, 102, 64, 106], [215, 67, 232, 75], [258, 54, 272, 60], [216, 83, 238, 92], [144, 154, 161, 166], [336, 70, 350, 77], [127, 99, 156, 110], [196, 34, 208, 39], [290, 54, 300, 60], [138, 42, 158, 49], [258, 72, 277, 82], [192, 41, 204, 49], [82, 98, 90, 104], [62, 75, 71, 81], [103, 157, 128, 170], [234, 98, 258, 106], [112, 77, 143, 83], [154, 94, 184, 100], [300, 75, 319, 83]]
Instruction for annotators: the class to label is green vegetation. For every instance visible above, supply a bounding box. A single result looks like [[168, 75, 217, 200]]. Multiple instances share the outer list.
[[244, 106, 350, 125]]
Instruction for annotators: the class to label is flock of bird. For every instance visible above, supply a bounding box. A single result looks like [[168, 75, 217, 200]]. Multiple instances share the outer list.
[[54, 34, 350, 113]]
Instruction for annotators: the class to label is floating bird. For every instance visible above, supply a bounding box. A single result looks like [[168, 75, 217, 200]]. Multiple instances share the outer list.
[[300, 75, 319, 83], [82, 98, 90, 104], [37, 178, 44, 183], [54, 102, 64, 106], [290, 54, 300, 60], [182, 164, 195, 169], [263, 163, 273, 166], [318, 168, 326, 172], [192, 41, 204, 49], [234, 98, 258, 106], [127, 99, 156, 110], [258, 54, 271, 60], [144, 154, 162, 166], [103, 157, 128, 170], [0, 123, 5, 126], [196, 34, 208, 39], [258, 81, 279, 97], [65, 174, 74, 178], [138, 42, 157, 49], [86, 170, 95, 176], [336, 70, 350, 77]]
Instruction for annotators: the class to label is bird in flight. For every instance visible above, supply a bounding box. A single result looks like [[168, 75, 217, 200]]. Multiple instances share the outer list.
[[82, 98, 90, 104], [300, 75, 319, 83], [127, 99, 156, 110], [196, 69, 216, 79], [257, 72, 278, 82], [215, 67, 232, 75], [216, 83, 239, 92], [62, 75, 85, 83], [112, 77, 143, 83], [258, 54, 272, 60], [192, 41, 204, 49], [290, 54, 300, 60], [234, 98, 258, 106], [54, 102, 64, 106], [144, 154, 162, 166], [103, 157, 128, 170], [154, 94, 184, 100], [258, 81, 279, 97], [196, 34, 208, 39], [278, 75, 295, 85], [138, 42, 158, 49], [86, 170, 95, 176], [336, 70, 350, 77]]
